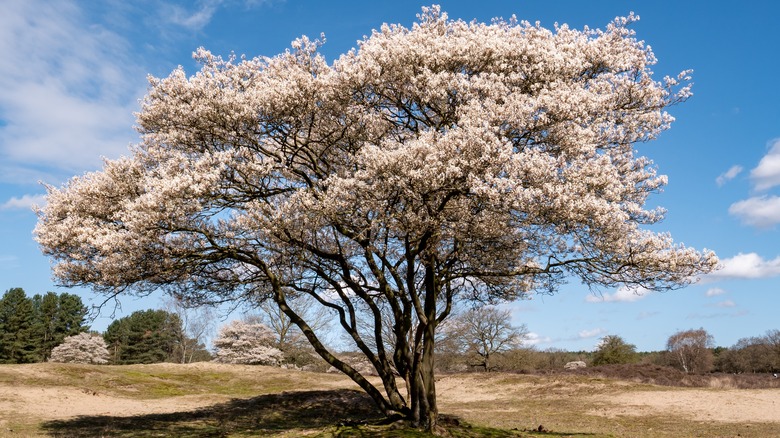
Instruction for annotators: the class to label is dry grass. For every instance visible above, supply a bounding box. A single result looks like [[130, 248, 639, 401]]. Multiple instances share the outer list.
[[0, 362, 779, 437]]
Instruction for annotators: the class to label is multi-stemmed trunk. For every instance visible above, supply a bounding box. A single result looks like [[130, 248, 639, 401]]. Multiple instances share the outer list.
[[269, 260, 444, 431]]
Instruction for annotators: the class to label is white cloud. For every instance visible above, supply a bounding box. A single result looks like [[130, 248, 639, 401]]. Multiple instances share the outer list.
[[524, 332, 552, 346], [716, 165, 743, 187], [0, 0, 144, 183], [164, 1, 222, 31], [707, 252, 780, 280], [705, 287, 726, 297], [578, 328, 606, 339], [162, 0, 277, 32], [751, 139, 780, 191], [728, 195, 780, 228], [714, 300, 736, 308], [585, 286, 648, 303], [1, 194, 47, 210]]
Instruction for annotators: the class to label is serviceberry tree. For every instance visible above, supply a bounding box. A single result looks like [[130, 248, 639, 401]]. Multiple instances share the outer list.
[[36, 6, 717, 429]]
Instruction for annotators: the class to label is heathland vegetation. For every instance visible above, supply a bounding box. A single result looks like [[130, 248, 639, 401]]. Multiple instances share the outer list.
[[4, 288, 780, 378]]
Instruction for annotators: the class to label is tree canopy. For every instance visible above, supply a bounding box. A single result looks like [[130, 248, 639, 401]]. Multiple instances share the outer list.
[[35, 6, 717, 430], [0, 288, 37, 363], [104, 309, 184, 364], [592, 335, 638, 365], [667, 328, 715, 374], [212, 318, 284, 365], [0, 288, 88, 363], [49, 332, 110, 365]]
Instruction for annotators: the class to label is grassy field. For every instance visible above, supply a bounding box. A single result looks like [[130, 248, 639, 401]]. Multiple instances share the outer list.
[[0, 362, 778, 437]]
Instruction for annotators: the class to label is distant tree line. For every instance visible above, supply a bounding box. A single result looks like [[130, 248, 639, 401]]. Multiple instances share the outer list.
[[4, 286, 779, 375], [104, 309, 211, 364], [0, 288, 89, 363], [715, 330, 780, 374], [0, 288, 213, 365]]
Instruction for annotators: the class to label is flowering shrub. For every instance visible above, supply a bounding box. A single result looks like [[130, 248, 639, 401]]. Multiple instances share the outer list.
[[49, 333, 110, 364], [212, 320, 284, 365]]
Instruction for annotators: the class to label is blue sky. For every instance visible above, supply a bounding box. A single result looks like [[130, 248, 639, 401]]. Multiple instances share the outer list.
[[2, 0, 779, 352]]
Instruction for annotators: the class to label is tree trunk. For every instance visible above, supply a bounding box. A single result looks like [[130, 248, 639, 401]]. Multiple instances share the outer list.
[[271, 284, 406, 417], [418, 319, 438, 431], [417, 260, 439, 431]]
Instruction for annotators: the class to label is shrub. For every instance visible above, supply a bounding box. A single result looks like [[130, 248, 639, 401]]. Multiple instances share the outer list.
[[49, 333, 109, 364]]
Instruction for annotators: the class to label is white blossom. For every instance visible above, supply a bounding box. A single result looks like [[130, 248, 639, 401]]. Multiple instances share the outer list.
[[34, 6, 718, 426], [212, 319, 283, 365], [49, 333, 110, 365]]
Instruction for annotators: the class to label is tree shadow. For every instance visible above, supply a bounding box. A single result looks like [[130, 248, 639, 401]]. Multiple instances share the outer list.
[[41, 388, 384, 437]]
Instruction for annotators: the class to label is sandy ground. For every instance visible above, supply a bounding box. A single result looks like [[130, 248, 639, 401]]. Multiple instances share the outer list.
[[597, 389, 780, 423], [0, 385, 226, 420], [434, 374, 780, 425], [1, 364, 778, 429]]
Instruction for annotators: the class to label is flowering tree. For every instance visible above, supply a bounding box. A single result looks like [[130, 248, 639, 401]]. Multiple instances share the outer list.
[[35, 6, 717, 430], [49, 333, 110, 364], [212, 319, 283, 365]]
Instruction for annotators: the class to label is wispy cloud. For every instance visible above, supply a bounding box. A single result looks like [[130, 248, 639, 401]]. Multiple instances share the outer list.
[[161, 0, 278, 32], [164, 0, 223, 31], [750, 139, 780, 191], [716, 165, 743, 187], [524, 332, 552, 346], [637, 311, 659, 320], [713, 300, 736, 308], [706, 252, 780, 280], [1, 194, 46, 210], [686, 310, 749, 320], [585, 286, 648, 303], [729, 195, 780, 228], [0, 0, 143, 183], [0, 255, 20, 269], [578, 328, 606, 339], [705, 287, 726, 297]]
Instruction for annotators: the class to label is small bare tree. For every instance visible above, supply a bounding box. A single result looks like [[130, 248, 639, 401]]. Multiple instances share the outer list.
[[446, 306, 527, 372], [164, 297, 215, 363], [667, 328, 714, 374], [49, 333, 110, 364], [256, 294, 331, 351]]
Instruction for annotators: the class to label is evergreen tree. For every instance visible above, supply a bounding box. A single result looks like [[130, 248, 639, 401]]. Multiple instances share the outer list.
[[32, 292, 59, 360], [0, 288, 38, 363], [31, 292, 89, 361], [104, 309, 186, 364]]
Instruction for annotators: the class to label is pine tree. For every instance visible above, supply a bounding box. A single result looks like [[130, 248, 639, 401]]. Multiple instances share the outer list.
[[0, 288, 38, 363], [31, 292, 89, 361], [104, 309, 186, 364]]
